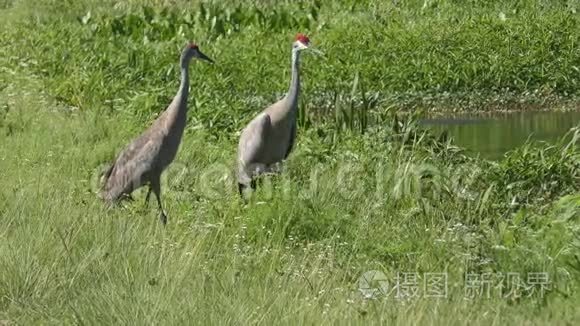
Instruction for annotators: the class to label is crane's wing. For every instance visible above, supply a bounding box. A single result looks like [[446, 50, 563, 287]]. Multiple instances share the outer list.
[[239, 113, 272, 163], [238, 113, 271, 183], [100, 132, 162, 202]]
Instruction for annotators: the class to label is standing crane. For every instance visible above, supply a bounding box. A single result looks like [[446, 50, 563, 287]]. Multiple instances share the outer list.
[[237, 33, 321, 197], [99, 42, 213, 224]]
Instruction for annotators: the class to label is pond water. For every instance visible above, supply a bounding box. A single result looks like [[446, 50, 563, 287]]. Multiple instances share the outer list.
[[420, 110, 580, 160]]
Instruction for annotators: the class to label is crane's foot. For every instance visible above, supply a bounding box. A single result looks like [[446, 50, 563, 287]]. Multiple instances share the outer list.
[[159, 211, 167, 225]]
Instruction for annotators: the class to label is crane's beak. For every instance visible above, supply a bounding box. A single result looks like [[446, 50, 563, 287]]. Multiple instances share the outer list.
[[308, 47, 324, 57], [198, 50, 214, 64], [297, 40, 324, 57], [302, 42, 324, 57]]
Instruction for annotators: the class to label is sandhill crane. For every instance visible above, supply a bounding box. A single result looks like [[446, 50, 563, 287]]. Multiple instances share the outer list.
[[99, 42, 213, 224], [237, 33, 321, 197]]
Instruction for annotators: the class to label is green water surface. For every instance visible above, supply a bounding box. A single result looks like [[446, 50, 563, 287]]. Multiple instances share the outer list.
[[421, 111, 580, 160]]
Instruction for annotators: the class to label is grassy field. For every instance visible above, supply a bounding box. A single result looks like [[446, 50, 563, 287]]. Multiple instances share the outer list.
[[1, 0, 579, 324]]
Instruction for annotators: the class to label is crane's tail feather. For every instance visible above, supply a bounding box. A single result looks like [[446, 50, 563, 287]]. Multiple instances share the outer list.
[[97, 162, 131, 205], [97, 162, 115, 199], [99, 163, 114, 187]]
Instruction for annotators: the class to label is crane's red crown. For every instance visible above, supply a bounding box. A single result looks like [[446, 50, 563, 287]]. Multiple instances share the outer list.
[[189, 42, 198, 49], [295, 33, 310, 45]]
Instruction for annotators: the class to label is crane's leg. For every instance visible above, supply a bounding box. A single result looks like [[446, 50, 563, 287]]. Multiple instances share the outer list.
[[238, 182, 255, 204], [238, 165, 258, 200], [151, 175, 167, 225], [144, 186, 152, 207]]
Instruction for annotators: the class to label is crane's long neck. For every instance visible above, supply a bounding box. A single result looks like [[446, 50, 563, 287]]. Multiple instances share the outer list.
[[162, 54, 191, 134], [285, 49, 300, 110], [174, 57, 190, 111]]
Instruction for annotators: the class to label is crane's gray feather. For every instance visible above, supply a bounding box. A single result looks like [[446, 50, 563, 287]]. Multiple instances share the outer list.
[[238, 113, 271, 185], [239, 113, 271, 163], [236, 44, 304, 194], [100, 131, 162, 202], [97, 43, 212, 224]]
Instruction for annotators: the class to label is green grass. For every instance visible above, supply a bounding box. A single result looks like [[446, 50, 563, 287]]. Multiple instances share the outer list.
[[3, 0, 580, 118], [1, 0, 579, 324]]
